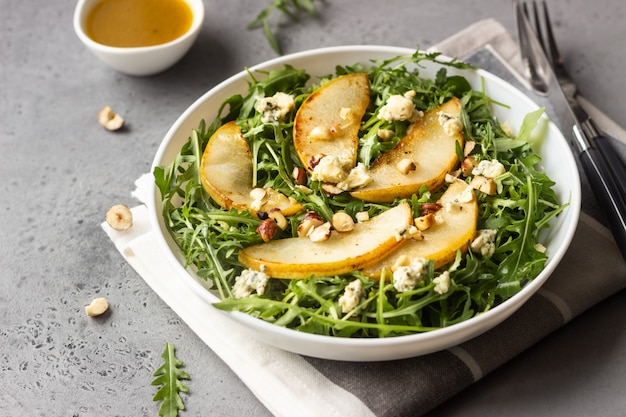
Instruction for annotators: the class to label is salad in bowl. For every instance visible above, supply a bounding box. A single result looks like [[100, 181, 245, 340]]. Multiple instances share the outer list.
[[150, 46, 579, 360]]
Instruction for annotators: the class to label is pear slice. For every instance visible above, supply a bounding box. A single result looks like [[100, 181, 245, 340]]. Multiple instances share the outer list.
[[200, 121, 303, 216], [293, 73, 370, 171], [361, 179, 478, 278], [350, 97, 463, 203], [238, 202, 413, 279]]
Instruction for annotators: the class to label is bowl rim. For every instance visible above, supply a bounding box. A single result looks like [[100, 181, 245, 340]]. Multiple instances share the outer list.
[[147, 45, 581, 358], [73, 0, 205, 54]]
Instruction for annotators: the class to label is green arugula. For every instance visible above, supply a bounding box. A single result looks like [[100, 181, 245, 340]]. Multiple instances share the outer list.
[[152, 342, 190, 417], [154, 50, 566, 338], [247, 0, 319, 55]]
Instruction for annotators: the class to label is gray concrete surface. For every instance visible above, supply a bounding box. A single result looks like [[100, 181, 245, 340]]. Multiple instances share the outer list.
[[1, 0, 625, 416]]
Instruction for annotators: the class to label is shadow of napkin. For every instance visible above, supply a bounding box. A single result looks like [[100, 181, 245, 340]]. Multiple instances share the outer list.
[[102, 19, 626, 417]]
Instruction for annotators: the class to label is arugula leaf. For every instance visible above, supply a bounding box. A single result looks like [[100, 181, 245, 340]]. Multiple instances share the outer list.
[[152, 342, 190, 417], [247, 0, 321, 55]]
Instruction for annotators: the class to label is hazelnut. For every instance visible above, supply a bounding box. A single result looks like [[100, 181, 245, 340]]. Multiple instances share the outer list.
[[98, 105, 124, 131], [355, 211, 370, 223], [85, 297, 109, 317], [396, 158, 417, 175], [308, 154, 324, 170], [256, 218, 278, 242], [331, 212, 355, 232], [392, 255, 411, 271], [421, 203, 442, 215], [321, 183, 344, 195], [309, 126, 332, 141], [461, 157, 476, 177], [464, 140, 476, 156], [105, 204, 133, 231], [267, 209, 288, 230], [292, 167, 307, 185], [308, 222, 331, 242], [249, 187, 268, 201], [415, 213, 435, 231], [469, 175, 496, 195], [297, 212, 325, 237]]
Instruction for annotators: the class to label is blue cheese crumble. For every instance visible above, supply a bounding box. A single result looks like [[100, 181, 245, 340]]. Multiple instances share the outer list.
[[392, 257, 428, 292], [378, 91, 423, 122], [255, 92, 295, 124], [338, 279, 364, 313], [433, 271, 451, 294], [470, 229, 498, 258], [437, 111, 463, 136], [233, 267, 270, 298], [472, 159, 506, 178]]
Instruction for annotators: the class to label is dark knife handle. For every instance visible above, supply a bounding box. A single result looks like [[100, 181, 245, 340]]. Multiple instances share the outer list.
[[594, 135, 626, 199], [580, 147, 626, 262]]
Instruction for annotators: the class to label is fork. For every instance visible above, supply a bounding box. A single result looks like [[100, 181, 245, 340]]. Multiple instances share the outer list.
[[522, 0, 626, 199], [516, 0, 626, 261]]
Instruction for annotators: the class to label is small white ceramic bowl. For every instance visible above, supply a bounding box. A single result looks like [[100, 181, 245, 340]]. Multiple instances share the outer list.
[[73, 0, 204, 76]]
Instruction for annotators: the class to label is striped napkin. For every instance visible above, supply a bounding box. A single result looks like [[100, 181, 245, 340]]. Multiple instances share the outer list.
[[102, 19, 626, 417]]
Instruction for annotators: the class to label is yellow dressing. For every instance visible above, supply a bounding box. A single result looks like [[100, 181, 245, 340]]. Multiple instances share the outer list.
[[86, 0, 193, 47]]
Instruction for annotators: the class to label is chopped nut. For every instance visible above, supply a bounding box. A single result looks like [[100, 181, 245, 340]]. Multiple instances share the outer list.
[[292, 167, 307, 185], [321, 183, 344, 195], [309, 126, 332, 141], [98, 105, 124, 131], [415, 213, 435, 231], [297, 212, 325, 237], [256, 218, 278, 242], [85, 297, 109, 317], [461, 157, 476, 177], [249, 187, 267, 201], [339, 107, 352, 120], [308, 222, 331, 242], [501, 121, 515, 137], [296, 184, 313, 194], [106, 204, 133, 231], [421, 203, 442, 215], [464, 140, 476, 156], [308, 154, 324, 170], [392, 255, 411, 271], [267, 209, 288, 230], [377, 128, 395, 141], [469, 175, 496, 195], [332, 212, 355, 232], [396, 158, 417, 175], [355, 211, 370, 223]]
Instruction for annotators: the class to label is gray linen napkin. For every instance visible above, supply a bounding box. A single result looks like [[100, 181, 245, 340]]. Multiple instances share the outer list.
[[103, 19, 626, 417]]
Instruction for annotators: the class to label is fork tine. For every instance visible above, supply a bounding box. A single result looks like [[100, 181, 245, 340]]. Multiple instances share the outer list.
[[515, 0, 550, 95], [531, 1, 546, 55], [540, 1, 563, 67]]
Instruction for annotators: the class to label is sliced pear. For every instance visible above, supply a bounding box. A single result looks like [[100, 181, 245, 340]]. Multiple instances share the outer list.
[[293, 73, 370, 171], [200, 121, 303, 216], [238, 202, 413, 279], [361, 179, 478, 278], [350, 97, 463, 203]]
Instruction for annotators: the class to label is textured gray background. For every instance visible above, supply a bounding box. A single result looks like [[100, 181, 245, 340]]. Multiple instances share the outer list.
[[2, 0, 625, 416]]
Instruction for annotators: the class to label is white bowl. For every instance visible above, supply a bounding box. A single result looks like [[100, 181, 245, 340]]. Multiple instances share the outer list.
[[73, 0, 204, 76], [149, 45, 581, 361]]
